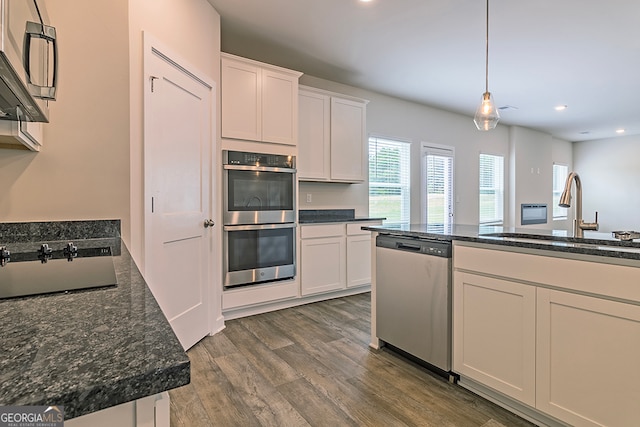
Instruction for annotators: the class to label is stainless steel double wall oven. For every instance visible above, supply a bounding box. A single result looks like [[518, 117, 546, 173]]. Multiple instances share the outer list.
[[223, 150, 296, 288]]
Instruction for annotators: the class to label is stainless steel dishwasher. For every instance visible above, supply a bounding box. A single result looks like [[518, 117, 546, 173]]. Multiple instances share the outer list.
[[376, 234, 452, 376]]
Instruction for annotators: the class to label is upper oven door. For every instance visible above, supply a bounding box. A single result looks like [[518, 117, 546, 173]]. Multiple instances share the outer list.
[[224, 165, 296, 225]]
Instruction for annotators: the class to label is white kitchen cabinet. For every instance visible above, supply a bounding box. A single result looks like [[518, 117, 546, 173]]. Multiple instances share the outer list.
[[298, 89, 330, 180], [221, 53, 302, 145], [453, 242, 640, 426], [346, 223, 373, 287], [300, 221, 379, 295], [300, 224, 346, 295], [330, 97, 366, 182], [453, 271, 536, 406], [0, 119, 43, 151], [536, 288, 640, 427], [298, 86, 367, 182], [65, 392, 169, 427]]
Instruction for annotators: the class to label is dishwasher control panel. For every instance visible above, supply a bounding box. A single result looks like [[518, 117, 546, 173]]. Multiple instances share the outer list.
[[376, 234, 452, 258]]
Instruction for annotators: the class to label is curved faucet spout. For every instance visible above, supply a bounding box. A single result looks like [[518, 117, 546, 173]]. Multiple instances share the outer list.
[[558, 172, 598, 238]]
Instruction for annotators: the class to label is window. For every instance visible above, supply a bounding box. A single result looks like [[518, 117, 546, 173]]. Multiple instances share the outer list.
[[422, 144, 454, 227], [479, 154, 504, 225], [368, 136, 411, 225], [553, 163, 569, 219]]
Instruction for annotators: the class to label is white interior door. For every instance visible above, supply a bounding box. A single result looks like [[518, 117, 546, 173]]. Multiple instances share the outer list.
[[143, 36, 215, 350]]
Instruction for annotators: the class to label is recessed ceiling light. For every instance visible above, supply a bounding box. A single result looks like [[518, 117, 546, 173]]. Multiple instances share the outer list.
[[616, 129, 625, 134], [554, 105, 568, 111]]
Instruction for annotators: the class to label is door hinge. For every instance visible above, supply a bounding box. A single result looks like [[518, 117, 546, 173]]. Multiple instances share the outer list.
[[150, 76, 159, 92], [151, 196, 154, 213]]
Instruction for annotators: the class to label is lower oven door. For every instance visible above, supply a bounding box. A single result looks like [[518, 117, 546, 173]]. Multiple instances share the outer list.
[[223, 223, 296, 288]]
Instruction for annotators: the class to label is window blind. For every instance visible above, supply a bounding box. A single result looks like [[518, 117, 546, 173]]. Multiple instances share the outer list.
[[422, 144, 454, 226], [368, 137, 411, 225], [479, 154, 504, 225], [553, 163, 569, 219]]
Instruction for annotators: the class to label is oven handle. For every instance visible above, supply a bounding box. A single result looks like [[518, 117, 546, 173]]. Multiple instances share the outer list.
[[223, 223, 297, 231], [223, 164, 296, 173]]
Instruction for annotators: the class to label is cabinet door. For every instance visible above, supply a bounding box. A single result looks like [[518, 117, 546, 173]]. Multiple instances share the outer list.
[[221, 57, 261, 141], [537, 289, 640, 427], [330, 97, 366, 182], [298, 90, 330, 180], [346, 233, 372, 288], [453, 272, 536, 406], [262, 69, 298, 145], [300, 237, 346, 295]]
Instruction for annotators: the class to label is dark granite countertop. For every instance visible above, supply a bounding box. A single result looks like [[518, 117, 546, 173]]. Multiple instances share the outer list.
[[362, 223, 640, 261], [0, 221, 190, 419], [299, 209, 385, 224]]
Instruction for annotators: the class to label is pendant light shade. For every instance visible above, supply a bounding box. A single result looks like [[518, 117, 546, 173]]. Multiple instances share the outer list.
[[474, 92, 500, 130], [474, 0, 499, 131]]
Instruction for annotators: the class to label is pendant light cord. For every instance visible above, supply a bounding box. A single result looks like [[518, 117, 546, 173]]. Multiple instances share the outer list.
[[485, 0, 490, 94]]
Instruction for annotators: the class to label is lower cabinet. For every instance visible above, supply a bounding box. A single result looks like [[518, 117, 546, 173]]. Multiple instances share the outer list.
[[453, 242, 640, 427], [536, 288, 640, 427], [346, 223, 373, 288], [453, 271, 536, 406], [65, 392, 169, 427], [300, 227, 346, 295], [300, 221, 379, 296]]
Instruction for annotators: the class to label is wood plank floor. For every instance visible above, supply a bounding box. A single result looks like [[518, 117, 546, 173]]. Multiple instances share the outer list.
[[169, 293, 534, 427]]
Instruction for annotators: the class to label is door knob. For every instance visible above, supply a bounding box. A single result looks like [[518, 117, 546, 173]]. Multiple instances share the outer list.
[[204, 219, 215, 228]]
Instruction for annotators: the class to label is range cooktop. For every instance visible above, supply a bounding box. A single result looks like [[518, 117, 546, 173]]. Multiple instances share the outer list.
[[0, 243, 117, 300]]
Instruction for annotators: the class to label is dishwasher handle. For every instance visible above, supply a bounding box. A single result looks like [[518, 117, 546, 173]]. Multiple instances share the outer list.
[[396, 243, 422, 252]]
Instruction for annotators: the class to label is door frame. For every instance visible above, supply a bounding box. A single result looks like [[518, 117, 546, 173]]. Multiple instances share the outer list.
[[142, 32, 222, 338]]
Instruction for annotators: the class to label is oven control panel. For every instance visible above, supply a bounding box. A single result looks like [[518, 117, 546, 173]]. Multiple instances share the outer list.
[[224, 150, 295, 168]]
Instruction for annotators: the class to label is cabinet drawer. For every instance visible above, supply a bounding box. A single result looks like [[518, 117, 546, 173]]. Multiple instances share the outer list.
[[300, 224, 345, 239], [346, 222, 379, 236]]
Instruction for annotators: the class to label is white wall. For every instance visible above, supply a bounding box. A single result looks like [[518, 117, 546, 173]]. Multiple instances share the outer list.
[[0, 0, 130, 237], [509, 127, 554, 228], [128, 0, 221, 264], [573, 134, 640, 232]]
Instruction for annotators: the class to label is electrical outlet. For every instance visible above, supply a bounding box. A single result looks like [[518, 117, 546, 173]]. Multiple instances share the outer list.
[[306, 193, 312, 203]]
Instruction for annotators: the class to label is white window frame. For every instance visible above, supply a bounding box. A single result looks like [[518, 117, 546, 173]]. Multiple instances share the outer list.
[[421, 143, 455, 228], [553, 163, 569, 220], [479, 153, 505, 226], [368, 135, 411, 225]]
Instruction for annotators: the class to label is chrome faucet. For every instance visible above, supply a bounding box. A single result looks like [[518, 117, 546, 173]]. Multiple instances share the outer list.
[[558, 172, 598, 238]]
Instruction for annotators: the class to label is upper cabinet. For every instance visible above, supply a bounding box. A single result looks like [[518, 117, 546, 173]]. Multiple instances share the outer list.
[[298, 85, 368, 183], [221, 53, 302, 146]]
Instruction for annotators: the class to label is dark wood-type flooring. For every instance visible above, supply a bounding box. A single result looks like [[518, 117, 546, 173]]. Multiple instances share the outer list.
[[169, 292, 534, 427]]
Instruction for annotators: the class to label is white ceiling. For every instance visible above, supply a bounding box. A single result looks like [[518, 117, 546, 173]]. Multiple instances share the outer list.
[[207, 0, 640, 142]]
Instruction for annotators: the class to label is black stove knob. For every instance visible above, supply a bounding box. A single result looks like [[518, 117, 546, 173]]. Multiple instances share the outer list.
[[65, 242, 78, 261], [39, 243, 53, 255], [64, 242, 78, 254], [0, 246, 9, 266]]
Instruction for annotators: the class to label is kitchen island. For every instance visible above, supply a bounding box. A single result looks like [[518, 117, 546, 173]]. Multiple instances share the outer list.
[[0, 221, 190, 425], [364, 223, 640, 427]]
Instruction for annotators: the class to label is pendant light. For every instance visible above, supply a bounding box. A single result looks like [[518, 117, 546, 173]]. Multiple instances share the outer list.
[[474, 0, 500, 131]]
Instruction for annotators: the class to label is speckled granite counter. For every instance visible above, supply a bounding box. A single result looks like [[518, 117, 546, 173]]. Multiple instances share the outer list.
[[362, 223, 640, 261], [299, 209, 385, 224], [0, 221, 190, 419]]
